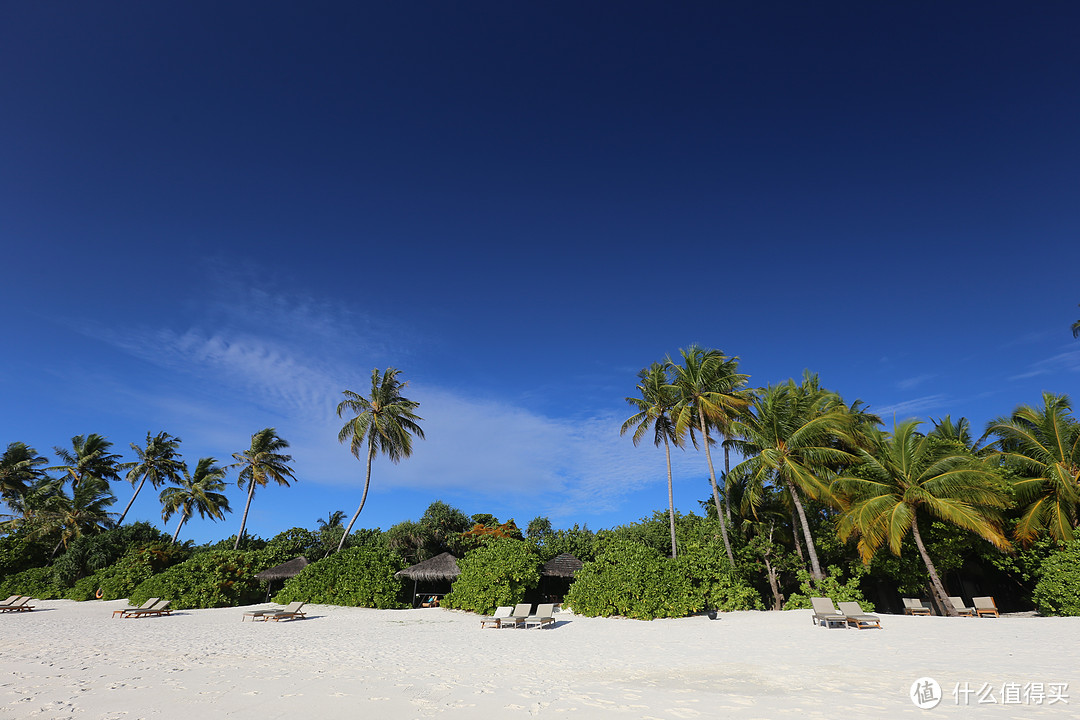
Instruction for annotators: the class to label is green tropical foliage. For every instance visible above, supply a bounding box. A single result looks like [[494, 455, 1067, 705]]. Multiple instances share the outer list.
[[160, 457, 231, 543], [441, 538, 541, 614], [336, 367, 425, 552], [1032, 539, 1080, 616], [129, 550, 269, 609], [231, 428, 296, 550], [275, 547, 406, 608], [118, 431, 184, 525], [564, 540, 697, 619]]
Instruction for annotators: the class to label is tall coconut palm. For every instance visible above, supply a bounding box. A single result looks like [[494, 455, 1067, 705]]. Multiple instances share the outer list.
[[36, 475, 117, 554], [317, 510, 346, 530], [336, 367, 424, 552], [1072, 304, 1080, 339], [51, 434, 126, 490], [117, 431, 184, 525], [985, 392, 1080, 543], [669, 346, 750, 566], [729, 379, 859, 582], [0, 442, 48, 508], [230, 428, 295, 550], [835, 420, 1011, 615], [621, 362, 683, 558], [160, 457, 231, 543]]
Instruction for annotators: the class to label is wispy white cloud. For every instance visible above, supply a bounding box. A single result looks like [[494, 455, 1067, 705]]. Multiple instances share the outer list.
[[875, 394, 949, 420], [1011, 349, 1080, 380], [896, 374, 934, 390]]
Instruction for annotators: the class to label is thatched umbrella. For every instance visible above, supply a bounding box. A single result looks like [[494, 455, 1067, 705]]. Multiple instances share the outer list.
[[255, 556, 309, 600], [539, 553, 583, 602], [395, 552, 460, 606]]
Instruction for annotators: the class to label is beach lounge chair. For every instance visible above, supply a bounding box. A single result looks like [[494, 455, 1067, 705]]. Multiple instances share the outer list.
[[0, 595, 22, 607], [837, 601, 882, 630], [0, 596, 34, 613], [972, 596, 999, 618], [480, 606, 514, 628], [902, 598, 931, 615], [523, 603, 556, 629], [946, 597, 975, 617], [503, 603, 532, 629], [260, 601, 306, 621], [113, 598, 159, 618], [810, 598, 847, 628], [123, 599, 172, 618]]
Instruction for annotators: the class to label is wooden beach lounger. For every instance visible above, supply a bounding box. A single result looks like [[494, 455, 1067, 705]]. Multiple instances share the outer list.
[[837, 602, 882, 630], [480, 606, 513, 628], [902, 598, 931, 615], [0, 595, 22, 607], [0, 596, 34, 613], [259, 601, 306, 621], [113, 598, 159, 618], [972, 596, 1000, 618], [810, 598, 847, 628], [946, 597, 975, 617], [523, 603, 556, 629], [123, 600, 172, 618]]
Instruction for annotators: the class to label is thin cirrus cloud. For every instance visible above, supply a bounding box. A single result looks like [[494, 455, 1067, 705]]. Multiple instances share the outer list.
[[1011, 348, 1080, 380], [875, 394, 949, 421]]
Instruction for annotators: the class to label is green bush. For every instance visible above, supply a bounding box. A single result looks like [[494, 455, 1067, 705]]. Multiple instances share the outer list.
[[783, 565, 874, 611], [441, 538, 541, 614], [274, 547, 406, 608], [0, 531, 52, 580], [677, 546, 763, 612], [50, 522, 168, 588], [1032, 541, 1080, 616], [65, 542, 190, 601], [0, 565, 63, 599], [564, 540, 697, 619], [129, 550, 267, 609]]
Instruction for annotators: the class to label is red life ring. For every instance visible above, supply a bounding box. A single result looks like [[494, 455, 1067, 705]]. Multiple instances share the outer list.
[[95, 588, 103, 599]]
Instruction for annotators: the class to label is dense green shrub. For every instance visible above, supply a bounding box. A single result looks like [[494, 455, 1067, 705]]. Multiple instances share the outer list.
[[1032, 540, 1080, 616], [129, 550, 267, 609], [274, 547, 406, 608], [441, 538, 541, 614], [0, 565, 63, 599], [565, 540, 697, 619], [0, 531, 52, 580], [65, 542, 190, 601], [783, 565, 874, 611], [50, 522, 168, 588], [677, 546, 763, 612]]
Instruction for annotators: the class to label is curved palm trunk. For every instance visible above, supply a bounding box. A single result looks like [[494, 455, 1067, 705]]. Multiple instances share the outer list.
[[910, 516, 956, 617], [338, 447, 375, 552], [699, 414, 735, 566], [171, 511, 189, 544], [233, 479, 257, 550], [724, 445, 732, 523], [663, 436, 678, 559], [786, 480, 824, 581], [117, 475, 147, 526], [790, 508, 806, 565]]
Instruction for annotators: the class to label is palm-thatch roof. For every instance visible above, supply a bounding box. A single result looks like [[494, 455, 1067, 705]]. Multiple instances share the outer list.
[[255, 556, 309, 582], [541, 553, 583, 577], [395, 552, 460, 581]]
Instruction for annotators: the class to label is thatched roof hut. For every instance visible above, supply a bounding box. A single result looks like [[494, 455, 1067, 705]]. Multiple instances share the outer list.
[[541, 553, 583, 577], [395, 552, 460, 581], [255, 556, 309, 583]]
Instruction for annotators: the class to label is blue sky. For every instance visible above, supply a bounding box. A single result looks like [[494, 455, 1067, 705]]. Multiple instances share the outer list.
[[2, 2, 1078, 544]]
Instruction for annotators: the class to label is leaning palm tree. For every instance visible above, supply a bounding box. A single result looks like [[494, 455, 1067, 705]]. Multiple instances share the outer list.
[[35, 475, 117, 555], [230, 428, 296, 550], [51, 434, 126, 490], [317, 510, 347, 530], [160, 457, 231, 543], [835, 420, 1011, 615], [1072, 304, 1080, 339], [670, 346, 750, 566], [985, 392, 1080, 543], [336, 367, 424, 552], [0, 442, 48, 508], [117, 431, 184, 525], [621, 362, 683, 558], [729, 379, 859, 582]]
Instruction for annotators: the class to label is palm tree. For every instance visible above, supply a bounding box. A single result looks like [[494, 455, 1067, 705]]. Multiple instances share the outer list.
[[0, 442, 48, 508], [336, 367, 424, 552], [35, 475, 117, 554], [670, 346, 750, 566], [51, 434, 125, 490], [317, 510, 347, 530], [160, 457, 231, 543], [730, 379, 859, 582], [230, 428, 296, 550], [117, 431, 184, 525], [1072, 304, 1079, 339], [985, 392, 1080, 543], [835, 420, 1011, 615], [621, 362, 683, 558]]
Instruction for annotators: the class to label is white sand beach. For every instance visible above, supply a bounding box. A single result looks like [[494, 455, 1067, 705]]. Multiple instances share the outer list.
[[1, 600, 1077, 719]]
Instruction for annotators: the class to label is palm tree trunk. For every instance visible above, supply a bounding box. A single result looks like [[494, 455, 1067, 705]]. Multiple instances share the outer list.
[[338, 447, 375, 552], [116, 475, 147, 526], [910, 516, 956, 617], [723, 445, 732, 523], [699, 414, 735, 566], [786, 480, 824, 581], [171, 511, 188, 543], [233, 480, 257, 550], [663, 436, 678, 559], [790, 507, 806, 564]]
